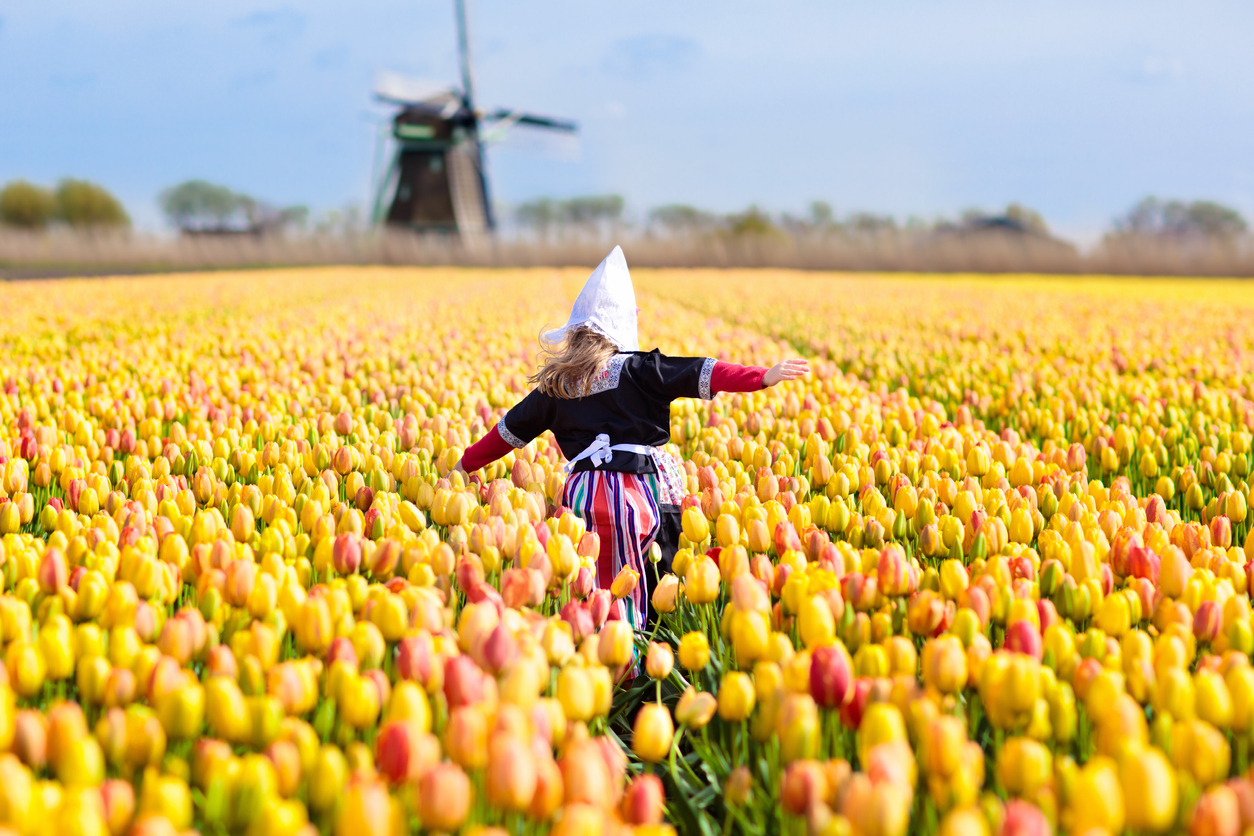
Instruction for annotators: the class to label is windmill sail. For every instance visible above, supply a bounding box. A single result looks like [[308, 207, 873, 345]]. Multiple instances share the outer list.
[[372, 1, 577, 235]]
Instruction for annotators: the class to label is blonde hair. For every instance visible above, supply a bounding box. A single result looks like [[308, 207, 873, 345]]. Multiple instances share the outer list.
[[530, 326, 619, 399]]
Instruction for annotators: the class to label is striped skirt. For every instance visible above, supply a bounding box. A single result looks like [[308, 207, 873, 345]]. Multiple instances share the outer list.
[[562, 469, 661, 633]]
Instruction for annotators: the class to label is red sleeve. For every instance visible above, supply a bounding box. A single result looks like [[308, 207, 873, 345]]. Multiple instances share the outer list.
[[711, 361, 766, 394], [462, 424, 514, 471]]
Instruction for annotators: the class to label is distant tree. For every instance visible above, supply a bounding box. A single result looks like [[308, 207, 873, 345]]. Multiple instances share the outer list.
[[242, 200, 310, 233], [780, 201, 837, 237], [727, 205, 778, 238], [159, 180, 250, 231], [1114, 197, 1247, 239], [314, 205, 365, 236], [515, 198, 559, 239], [514, 195, 624, 239], [0, 180, 57, 229], [1185, 201, 1248, 237], [279, 205, 310, 230], [1004, 203, 1049, 234], [809, 201, 834, 227], [648, 204, 719, 236], [159, 180, 304, 233], [844, 212, 897, 234], [55, 179, 130, 228], [951, 204, 1050, 235], [563, 195, 624, 227]]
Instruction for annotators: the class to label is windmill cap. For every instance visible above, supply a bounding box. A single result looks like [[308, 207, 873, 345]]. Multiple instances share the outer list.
[[543, 245, 639, 351]]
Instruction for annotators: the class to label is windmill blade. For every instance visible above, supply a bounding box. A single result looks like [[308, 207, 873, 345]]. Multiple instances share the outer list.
[[374, 70, 459, 108], [454, 0, 477, 113], [484, 120, 581, 162], [485, 109, 577, 132]]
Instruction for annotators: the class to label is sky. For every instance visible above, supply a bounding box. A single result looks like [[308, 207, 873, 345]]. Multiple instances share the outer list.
[[1, 1, 1252, 242]]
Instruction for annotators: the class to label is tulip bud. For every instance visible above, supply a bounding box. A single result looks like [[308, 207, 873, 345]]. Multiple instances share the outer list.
[[481, 623, 520, 676], [101, 778, 135, 836], [444, 705, 488, 770], [922, 635, 968, 695], [632, 703, 674, 763], [486, 734, 537, 812], [718, 671, 756, 722], [684, 556, 720, 605], [556, 665, 594, 723], [374, 720, 425, 785], [810, 643, 853, 709], [1069, 757, 1124, 834], [652, 575, 680, 614], [678, 632, 710, 671], [610, 566, 640, 599], [621, 773, 665, 825], [597, 621, 633, 670], [995, 737, 1051, 798], [999, 800, 1050, 836], [443, 655, 486, 709], [682, 506, 710, 544], [588, 589, 611, 629], [308, 746, 347, 813], [335, 777, 393, 836], [645, 642, 674, 680], [781, 759, 827, 816], [1191, 785, 1240, 836], [559, 600, 594, 644], [674, 687, 717, 730], [1120, 744, 1177, 833], [38, 548, 68, 595]]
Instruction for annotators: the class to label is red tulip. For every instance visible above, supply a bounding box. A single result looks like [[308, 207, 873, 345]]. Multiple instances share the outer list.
[[1000, 799, 1052, 836], [332, 533, 362, 575], [1005, 620, 1043, 661], [621, 774, 665, 825], [443, 655, 485, 708], [810, 644, 852, 710], [588, 589, 611, 629], [481, 623, 519, 675], [396, 633, 436, 687]]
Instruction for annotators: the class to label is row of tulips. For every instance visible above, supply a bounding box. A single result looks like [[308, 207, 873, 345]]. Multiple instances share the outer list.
[[2, 268, 1254, 836]]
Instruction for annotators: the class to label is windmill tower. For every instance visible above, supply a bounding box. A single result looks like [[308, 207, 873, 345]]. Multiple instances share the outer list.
[[372, 0, 577, 235]]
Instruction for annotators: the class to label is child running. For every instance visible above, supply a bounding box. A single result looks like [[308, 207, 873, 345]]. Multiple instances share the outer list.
[[456, 246, 808, 634]]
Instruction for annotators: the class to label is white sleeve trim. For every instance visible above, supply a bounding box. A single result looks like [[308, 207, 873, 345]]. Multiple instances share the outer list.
[[497, 417, 526, 448], [698, 357, 717, 399]]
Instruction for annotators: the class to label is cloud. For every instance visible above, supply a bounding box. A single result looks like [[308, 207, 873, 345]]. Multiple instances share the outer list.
[[233, 8, 307, 46], [602, 34, 699, 81]]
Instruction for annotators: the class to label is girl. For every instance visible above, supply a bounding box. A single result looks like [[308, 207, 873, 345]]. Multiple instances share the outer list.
[[456, 246, 808, 633]]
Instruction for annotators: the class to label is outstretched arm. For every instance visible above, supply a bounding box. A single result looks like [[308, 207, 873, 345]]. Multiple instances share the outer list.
[[458, 424, 514, 472], [709, 358, 809, 394], [456, 389, 556, 474], [762, 358, 809, 387]]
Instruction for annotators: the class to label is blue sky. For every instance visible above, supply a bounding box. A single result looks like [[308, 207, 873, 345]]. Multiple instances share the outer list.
[[1, 1, 1251, 241]]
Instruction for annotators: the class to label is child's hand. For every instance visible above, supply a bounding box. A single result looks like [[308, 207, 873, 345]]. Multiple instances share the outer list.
[[763, 358, 810, 387]]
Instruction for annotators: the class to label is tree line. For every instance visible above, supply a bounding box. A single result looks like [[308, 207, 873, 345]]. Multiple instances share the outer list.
[[2, 176, 1247, 246], [0, 178, 311, 234], [0, 179, 130, 230], [510, 195, 1249, 244]]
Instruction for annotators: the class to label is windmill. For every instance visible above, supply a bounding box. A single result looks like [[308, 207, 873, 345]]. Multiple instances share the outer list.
[[372, 0, 577, 236]]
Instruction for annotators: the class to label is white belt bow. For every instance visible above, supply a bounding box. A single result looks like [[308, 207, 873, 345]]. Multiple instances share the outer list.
[[564, 433, 654, 474]]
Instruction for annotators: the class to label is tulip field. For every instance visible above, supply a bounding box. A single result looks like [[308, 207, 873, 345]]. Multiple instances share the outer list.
[[4, 267, 1254, 836]]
